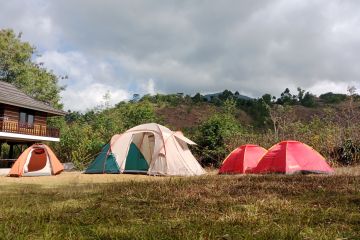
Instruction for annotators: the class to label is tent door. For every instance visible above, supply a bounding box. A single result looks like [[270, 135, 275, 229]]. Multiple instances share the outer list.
[[124, 142, 149, 173], [23, 149, 52, 176]]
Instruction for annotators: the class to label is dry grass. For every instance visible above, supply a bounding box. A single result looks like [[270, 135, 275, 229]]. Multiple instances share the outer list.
[[0, 166, 356, 186], [334, 166, 360, 176], [0, 172, 166, 186], [0, 168, 359, 239]]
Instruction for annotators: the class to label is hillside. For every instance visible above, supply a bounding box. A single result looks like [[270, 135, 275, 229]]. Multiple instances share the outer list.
[[38, 91, 360, 170], [156, 103, 252, 129], [156, 100, 360, 129]]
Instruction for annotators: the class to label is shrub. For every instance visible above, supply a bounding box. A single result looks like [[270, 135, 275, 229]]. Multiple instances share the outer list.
[[300, 92, 317, 107], [194, 113, 242, 167], [319, 92, 347, 104], [332, 139, 360, 165], [54, 122, 104, 169]]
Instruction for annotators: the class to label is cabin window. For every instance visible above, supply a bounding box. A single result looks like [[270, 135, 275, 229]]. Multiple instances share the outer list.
[[19, 111, 34, 128], [28, 114, 34, 126], [20, 112, 26, 124]]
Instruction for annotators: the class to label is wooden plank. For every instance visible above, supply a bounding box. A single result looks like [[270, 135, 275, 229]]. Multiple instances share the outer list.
[[34, 115, 47, 125], [3, 105, 19, 121]]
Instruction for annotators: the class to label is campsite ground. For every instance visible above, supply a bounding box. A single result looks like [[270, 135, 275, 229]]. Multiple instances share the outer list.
[[0, 168, 359, 239]]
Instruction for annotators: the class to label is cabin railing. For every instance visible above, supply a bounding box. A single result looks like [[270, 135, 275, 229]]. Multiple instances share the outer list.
[[0, 120, 60, 138]]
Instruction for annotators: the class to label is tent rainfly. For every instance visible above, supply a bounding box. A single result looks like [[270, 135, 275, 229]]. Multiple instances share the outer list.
[[219, 144, 267, 174], [9, 144, 64, 177], [248, 140, 333, 174], [85, 123, 205, 176]]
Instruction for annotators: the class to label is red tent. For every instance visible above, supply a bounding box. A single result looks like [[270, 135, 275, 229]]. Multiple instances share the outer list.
[[219, 144, 267, 174], [249, 140, 333, 174]]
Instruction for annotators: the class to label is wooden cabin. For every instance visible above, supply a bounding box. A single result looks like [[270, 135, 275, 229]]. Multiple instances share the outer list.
[[0, 81, 66, 167]]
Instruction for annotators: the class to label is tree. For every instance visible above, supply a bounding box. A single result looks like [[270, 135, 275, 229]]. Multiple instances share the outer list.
[[268, 104, 283, 139], [0, 29, 64, 108], [277, 88, 297, 105], [64, 110, 83, 123], [236, 98, 271, 127], [192, 93, 204, 103], [116, 101, 158, 129], [297, 87, 305, 102], [195, 113, 242, 166], [267, 104, 295, 140], [301, 92, 316, 107], [102, 91, 111, 110], [297, 87, 316, 107], [319, 92, 347, 104], [218, 90, 234, 101], [223, 98, 237, 115], [343, 86, 359, 128], [262, 93, 272, 105]]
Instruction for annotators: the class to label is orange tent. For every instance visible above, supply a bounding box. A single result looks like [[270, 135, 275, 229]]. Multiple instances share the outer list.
[[9, 144, 63, 177]]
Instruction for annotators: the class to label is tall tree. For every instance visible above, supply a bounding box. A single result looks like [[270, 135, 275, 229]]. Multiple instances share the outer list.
[[0, 29, 64, 108]]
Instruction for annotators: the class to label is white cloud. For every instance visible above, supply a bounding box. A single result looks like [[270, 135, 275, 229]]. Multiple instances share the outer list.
[[0, 0, 61, 49], [62, 83, 130, 111], [309, 80, 360, 96], [2, 0, 360, 109], [45, 0, 360, 96], [36, 50, 130, 111]]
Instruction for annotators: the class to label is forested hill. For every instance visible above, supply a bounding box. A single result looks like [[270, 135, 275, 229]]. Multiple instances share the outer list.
[[56, 89, 360, 169], [155, 90, 359, 129]]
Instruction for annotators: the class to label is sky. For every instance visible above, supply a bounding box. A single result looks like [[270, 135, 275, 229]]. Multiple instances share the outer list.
[[1, 0, 360, 111]]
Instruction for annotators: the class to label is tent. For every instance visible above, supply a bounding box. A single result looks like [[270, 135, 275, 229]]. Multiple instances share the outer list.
[[9, 144, 64, 177], [248, 140, 333, 174], [85, 123, 205, 176], [219, 144, 267, 174], [85, 143, 120, 174]]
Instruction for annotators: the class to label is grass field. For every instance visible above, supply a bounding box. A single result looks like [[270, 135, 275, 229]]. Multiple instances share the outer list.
[[0, 170, 359, 239]]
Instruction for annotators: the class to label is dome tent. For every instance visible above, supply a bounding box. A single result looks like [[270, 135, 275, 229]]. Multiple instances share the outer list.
[[249, 140, 333, 174], [219, 144, 267, 174], [9, 144, 63, 177], [85, 143, 120, 174], [85, 123, 205, 176]]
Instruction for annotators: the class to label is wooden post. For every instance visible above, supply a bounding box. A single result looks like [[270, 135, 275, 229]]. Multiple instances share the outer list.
[[9, 143, 14, 159]]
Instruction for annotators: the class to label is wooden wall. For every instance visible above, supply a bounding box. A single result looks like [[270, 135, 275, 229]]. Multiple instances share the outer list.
[[0, 104, 48, 128], [0, 104, 4, 118], [34, 111, 47, 127], [3, 104, 19, 121]]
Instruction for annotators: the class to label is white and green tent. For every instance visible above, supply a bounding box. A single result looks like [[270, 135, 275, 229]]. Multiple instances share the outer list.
[[85, 123, 205, 176]]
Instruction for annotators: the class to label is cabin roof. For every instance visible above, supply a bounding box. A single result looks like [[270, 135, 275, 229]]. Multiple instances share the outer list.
[[0, 81, 66, 116]]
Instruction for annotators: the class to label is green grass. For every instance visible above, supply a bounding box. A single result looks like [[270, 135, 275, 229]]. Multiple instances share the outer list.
[[0, 175, 359, 239]]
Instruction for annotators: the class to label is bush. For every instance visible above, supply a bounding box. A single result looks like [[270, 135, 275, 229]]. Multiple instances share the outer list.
[[300, 92, 317, 107], [332, 139, 360, 165], [319, 92, 347, 104], [54, 122, 104, 169], [116, 101, 158, 129], [194, 113, 242, 167]]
